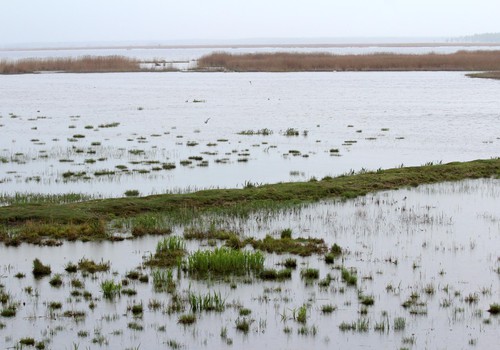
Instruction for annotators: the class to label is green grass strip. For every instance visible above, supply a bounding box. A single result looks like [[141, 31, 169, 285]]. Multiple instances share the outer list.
[[0, 159, 498, 227]]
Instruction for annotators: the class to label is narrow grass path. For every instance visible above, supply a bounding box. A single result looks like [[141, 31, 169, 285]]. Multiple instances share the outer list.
[[1, 159, 498, 225]]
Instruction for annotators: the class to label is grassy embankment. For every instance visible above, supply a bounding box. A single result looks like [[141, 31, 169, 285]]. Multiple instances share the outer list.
[[197, 50, 500, 74], [0, 56, 175, 74], [466, 71, 500, 80], [0, 159, 499, 244]]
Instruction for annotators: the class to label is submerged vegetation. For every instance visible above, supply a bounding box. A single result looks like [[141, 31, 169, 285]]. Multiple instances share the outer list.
[[0, 159, 498, 244]]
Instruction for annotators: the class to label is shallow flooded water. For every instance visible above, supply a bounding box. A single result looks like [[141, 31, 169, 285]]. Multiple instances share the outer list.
[[0, 179, 499, 349], [0, 71, 499, 199]]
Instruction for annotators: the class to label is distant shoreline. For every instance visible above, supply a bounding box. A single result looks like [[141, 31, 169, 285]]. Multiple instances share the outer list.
[[196, 51, 500, 74], [2, 42, 500, 52], [2, 52, 500, 78]]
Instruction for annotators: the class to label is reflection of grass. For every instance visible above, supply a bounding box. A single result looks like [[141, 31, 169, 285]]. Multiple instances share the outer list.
[[1, 159, 499, 243]]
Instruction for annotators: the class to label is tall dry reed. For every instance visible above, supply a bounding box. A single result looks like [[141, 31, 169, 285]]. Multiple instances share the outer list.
[[197, 50, 500, 72], [0, 55, 140, 74]]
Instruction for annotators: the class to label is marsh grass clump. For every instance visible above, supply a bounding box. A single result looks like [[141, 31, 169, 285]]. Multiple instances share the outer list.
[[125, 270, 140, 280], [394, 317, 406, 331], [324, 253, 335, 264], [128, 322, 144, 331], [184, 226, 240, 242], [259, 268, 292, 280], [300, 268, 319, 280], [330, 243, 342, 256], [239, 308, 252, 316], [235, 317, 253, 333], [124, 190, 140, 197], [62, 309, 86, 319], [64, 262, 78, 273], [321, 304, 337, 314], [339, 321, 356, 332], [283, 128, 299, 136], [48, 302, 62, 310], [341, 267, 357, 286], [280, 228, 292, 239], [237, 128, 273, 136], [248, 235, 327, 257], [152, 269, 175, 293], [359, 294, 375, 306], [49, 274, 63, 287], [146, 237, 186, 267], [186, 248, 264, 277], [71, 278, 84, 289], [0, 290, 10, 304], [488, 303, 500, 314], [1, 304, 17, 317], [318, 273, 333, 287], [188, 291, 226, 312], [356, 318, 370, 332], [121, 288, 137, 296], [19, 338, 36, 346], [128, 303, 143, 315], [101, 280, 121, 299], [98, 122, 120, 128], [32, 259, 51, 278], [295, 304, 308, 324], [8, 220, 106, 245], [178, 313, 196, 325], [132, 214, 172, 237], [282, 258, 297, 269], [78, 258, 110, 273]]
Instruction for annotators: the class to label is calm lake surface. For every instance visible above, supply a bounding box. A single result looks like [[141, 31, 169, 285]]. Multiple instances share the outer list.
[[0, 71, 499, 198]]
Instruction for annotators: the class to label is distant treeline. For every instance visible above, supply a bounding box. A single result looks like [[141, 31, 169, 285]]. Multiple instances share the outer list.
[[453, 33, 500, 43], [0, 56, 141, 74], [197, 51, 500, 72]]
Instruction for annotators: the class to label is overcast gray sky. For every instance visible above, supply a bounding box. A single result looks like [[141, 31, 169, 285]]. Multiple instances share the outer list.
[[1, 0, 499, 45]]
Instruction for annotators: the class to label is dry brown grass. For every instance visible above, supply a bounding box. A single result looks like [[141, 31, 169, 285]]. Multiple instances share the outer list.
[[197, 50, 500, 72], [0, 56, 141, 74]]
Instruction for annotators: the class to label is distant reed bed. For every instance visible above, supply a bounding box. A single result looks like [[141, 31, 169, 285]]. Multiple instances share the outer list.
[[197, 50, 500, 72], [0, 55, 141, 74]]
